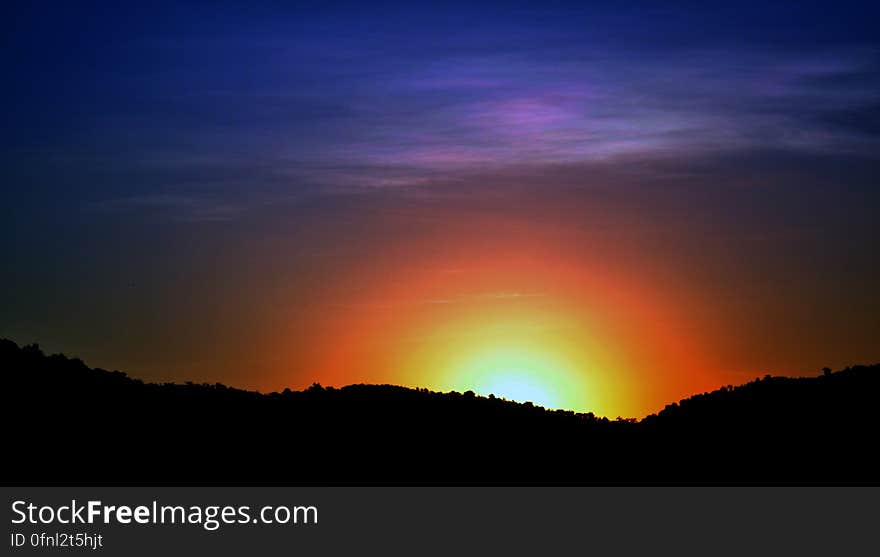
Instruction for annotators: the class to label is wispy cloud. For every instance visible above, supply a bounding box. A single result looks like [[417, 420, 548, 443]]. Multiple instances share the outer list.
[[40, 10, 880, 204], [342, 46, 880, 175]]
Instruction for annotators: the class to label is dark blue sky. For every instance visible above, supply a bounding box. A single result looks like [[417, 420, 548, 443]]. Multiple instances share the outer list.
[[1, 2, 876, 224], [2, 1, 879, 412]]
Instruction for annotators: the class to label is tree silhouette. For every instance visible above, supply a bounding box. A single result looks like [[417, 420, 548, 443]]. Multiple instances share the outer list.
[[1, 338, 878, 484]]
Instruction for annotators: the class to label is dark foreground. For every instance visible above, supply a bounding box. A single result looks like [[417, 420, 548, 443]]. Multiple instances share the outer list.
[[3, 339, 878, 484]]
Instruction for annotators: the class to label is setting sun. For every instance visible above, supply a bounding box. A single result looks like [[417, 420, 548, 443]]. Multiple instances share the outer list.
[[397, 295, 607, 411], [272, 239, 725, 417], [447, 344, 584, 409]]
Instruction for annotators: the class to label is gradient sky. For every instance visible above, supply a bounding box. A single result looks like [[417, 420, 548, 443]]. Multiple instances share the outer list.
[[3, 0, 879, 416]]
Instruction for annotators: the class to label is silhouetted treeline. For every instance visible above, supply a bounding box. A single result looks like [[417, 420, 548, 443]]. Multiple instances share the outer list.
[[2, 339, 878, 484]]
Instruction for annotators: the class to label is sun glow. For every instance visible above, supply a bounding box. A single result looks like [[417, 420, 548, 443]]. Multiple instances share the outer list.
[[279, 242, 721, 417], [449, 344, 583, 409], [389, 296, 614, 413]]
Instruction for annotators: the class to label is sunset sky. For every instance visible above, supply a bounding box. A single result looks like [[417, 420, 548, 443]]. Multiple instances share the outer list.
[[3, 1, 879, 416]]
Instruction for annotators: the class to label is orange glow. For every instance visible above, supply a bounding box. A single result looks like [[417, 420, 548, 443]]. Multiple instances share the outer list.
[[269, 212, 726, 417]]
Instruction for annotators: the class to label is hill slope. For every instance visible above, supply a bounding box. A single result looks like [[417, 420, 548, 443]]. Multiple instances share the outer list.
[[2, 339, 878, 483]]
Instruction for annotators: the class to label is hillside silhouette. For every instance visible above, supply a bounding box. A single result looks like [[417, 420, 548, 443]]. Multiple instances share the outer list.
[[2, 339, 878, 484]]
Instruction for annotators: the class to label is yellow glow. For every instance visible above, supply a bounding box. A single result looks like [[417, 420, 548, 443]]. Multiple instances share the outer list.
[[449, 344, 580, 409], [389, 298, 617, 413], [295, 248, 719, 417]]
